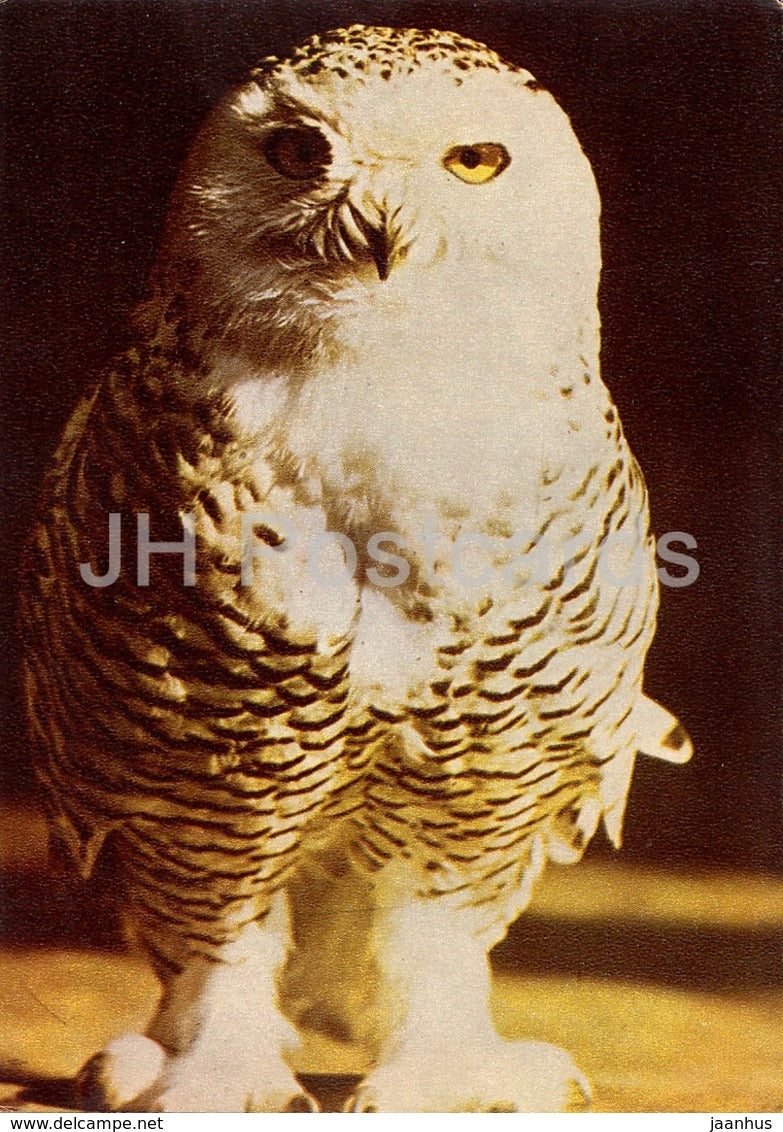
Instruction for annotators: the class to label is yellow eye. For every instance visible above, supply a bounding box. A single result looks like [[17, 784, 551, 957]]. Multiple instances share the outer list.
[[443, 143, 511, 184]]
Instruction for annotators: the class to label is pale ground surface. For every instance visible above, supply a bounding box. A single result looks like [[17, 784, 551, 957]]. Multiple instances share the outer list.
[[1, 803, 781, 1113]]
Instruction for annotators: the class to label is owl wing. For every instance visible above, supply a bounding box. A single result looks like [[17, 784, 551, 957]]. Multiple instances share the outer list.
[[20, 349, 360, 881]]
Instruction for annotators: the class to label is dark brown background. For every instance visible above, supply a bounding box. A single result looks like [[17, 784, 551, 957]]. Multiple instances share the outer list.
[[1, 0, 780, 872]]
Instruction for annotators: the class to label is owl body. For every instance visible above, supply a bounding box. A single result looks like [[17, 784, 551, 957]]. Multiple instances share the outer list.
[[21, 26, 690, 1112]]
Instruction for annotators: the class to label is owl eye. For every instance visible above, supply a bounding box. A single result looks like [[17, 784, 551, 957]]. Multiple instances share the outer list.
[[264, 126, 332, 179], [443, 143, 511, 184]]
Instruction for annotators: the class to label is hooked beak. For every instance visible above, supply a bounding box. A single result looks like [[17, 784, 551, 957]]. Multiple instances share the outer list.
[[347, 201, 404, 281], [364, 222, 397, 281]]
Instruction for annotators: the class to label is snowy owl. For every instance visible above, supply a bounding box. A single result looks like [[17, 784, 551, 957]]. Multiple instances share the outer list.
[[20, 25, 691, 1112]]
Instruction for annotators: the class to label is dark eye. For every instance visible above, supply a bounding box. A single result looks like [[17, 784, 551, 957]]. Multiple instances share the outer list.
[[458, 147, 482, 169], [264, 126, 332, 180]]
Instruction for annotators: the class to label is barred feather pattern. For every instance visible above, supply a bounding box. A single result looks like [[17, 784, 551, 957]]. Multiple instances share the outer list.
[[21, 329, 656, 972], [17, 26, 689, 1110]]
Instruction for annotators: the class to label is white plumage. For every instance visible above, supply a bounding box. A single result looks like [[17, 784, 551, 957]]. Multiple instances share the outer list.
[[20, 25, 691, 1111]]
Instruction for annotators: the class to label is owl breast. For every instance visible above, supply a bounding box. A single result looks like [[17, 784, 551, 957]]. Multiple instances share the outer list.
[[224, 279, 650, 741], [260, 259, 608, 544], [214, 239, 654, 894]]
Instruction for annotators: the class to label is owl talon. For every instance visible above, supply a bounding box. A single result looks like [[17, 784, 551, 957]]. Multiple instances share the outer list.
[[74, 1030, 316, 1113], [76, 1034, 166, 1111], [139, 1069, 315, 1113], [350, 1040, 590, 1112]]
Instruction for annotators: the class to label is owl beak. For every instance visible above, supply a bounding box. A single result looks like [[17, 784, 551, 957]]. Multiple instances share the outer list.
[[364, 222, 397, 281], [346, 201, 403, 281]]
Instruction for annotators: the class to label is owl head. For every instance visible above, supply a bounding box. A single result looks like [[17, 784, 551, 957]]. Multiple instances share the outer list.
[[150, 26, 601, 372]]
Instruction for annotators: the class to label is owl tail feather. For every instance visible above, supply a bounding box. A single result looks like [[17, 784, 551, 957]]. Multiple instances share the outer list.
[[600, 696, 692, 849], [634, 696, 693, 765]]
